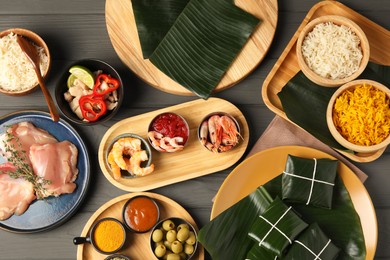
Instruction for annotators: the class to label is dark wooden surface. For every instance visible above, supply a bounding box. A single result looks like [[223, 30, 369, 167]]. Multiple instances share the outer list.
[[0, 0, 389, 259]]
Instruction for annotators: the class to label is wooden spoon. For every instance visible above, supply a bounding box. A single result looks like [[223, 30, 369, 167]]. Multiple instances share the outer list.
[[17, 36, 60, 122]]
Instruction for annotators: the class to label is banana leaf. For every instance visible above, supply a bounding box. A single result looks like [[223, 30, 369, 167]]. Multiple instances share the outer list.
[[264, 174, 366, 259], [131, 0, 189, 58], [248, 197, 309, 257], [278, 62, 390, 151], [282, 155, 338, 209], [149, 0, 261, 99], [284, 223, 340, 260], [246, 243, 278, 260], [197, 186, 273, 260]]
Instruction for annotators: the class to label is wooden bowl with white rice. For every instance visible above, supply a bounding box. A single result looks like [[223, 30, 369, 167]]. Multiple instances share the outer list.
[[296, 15, 369, 87], [0, 28, 51, 96]]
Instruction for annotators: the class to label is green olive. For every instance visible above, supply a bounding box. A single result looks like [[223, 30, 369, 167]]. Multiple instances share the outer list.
[[155, 241, 164, 248], [166, 253, 181, 260], [184, 244, 194, 255], [154, 244, 167, 258], [152, 228, 164, 243], [164, 240, 172, 250], [171, 241, 183, 254], [177, 227, 190, 242], [185, 231, 196, 245], [177, 223, 189, 231], [166, 230, 177, 242], [162, 219, 175, 231]]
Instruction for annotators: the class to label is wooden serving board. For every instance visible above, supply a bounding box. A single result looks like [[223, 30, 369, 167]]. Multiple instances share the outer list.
[[105, 0, 278, 96], [262, 0, 390, 163], [76, 192, 204, 260], [98, 98, 249, 192]]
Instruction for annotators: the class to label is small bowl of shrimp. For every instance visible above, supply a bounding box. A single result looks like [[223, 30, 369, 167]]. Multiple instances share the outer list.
[[198, 112, 241, 153], [105, 133, 155, 180], [147, 112, 190, 153]]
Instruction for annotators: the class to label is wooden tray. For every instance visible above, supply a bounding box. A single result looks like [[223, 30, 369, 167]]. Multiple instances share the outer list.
[[105, 0, 278, 96], [262, 0, 390, 163], [76, 192, 204, 260], [98, 98, 249, 192]]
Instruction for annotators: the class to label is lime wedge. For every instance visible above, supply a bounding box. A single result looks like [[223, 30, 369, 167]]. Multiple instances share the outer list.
[[67, 74, 78, 88], [69, 65, 94, 89]]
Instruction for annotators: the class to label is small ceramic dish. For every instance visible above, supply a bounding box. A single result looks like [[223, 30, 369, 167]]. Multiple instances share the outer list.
[[73, 217, 127, 255], [105, 133, 153, 179], [55, 59, 123, 125], [104, 254, 131, 260], [198, 112, 241, 153], [0, 28, 51, 96], [296, 15, 369, 87], [150, 217, 198, 259], [327, 79, 390, 153], [147, 112, 189, 153], [122, 195, 160, 233]]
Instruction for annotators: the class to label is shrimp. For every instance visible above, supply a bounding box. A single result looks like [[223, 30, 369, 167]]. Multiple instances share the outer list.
[[199, 121, 208, 146], [111, 137, 142, 170], [148, 131, 165, 152], [128, 150, 155, 177], [219, 115, 240, 145], [107, 150, 122, 180], [208, 115, 222, 150]]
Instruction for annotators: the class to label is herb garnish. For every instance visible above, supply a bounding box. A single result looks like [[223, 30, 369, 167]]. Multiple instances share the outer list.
[[0, 128, 51, 199]]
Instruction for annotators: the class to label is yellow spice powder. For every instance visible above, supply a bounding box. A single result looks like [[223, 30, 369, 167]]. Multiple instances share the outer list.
[[93, 219, 125, 253], [333, 83, 390, 146]]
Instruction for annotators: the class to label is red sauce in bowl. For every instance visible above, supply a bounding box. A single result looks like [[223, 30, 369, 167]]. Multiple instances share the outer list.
[[150, 113, 189, 144], [123, 196, 159, 233]]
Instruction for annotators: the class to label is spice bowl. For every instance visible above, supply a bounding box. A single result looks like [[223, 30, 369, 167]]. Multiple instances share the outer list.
[[198, 112, 241, 153], [147, 112, 190, 153], [55, 59, 123, 125], [150, 217, 198, 259], [105, 133, 154, 180], [104, 254, 131, 260], [0, 28, 51, 96], [73, 217, 127, 255], [326, 79, 390, 153], [296, 15, 369, 87], [122, 195, 160, 233]]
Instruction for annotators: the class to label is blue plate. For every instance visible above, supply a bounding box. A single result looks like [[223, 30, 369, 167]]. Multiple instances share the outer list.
[[0, 111, 90, 233]]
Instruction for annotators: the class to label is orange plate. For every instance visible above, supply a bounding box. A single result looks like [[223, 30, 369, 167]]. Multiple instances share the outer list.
[[76, 192, 204, 260], [98, 98, 249, 192], [211, 146, 377, 260], [261, 0, 390, 162], [105, 0, 278, 96]]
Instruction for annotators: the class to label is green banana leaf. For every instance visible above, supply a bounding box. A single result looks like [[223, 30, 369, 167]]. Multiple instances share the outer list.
[[131, 0, 189, 58], [198, 172, 365, 259], [197, 186, 273, 259], [149, 0, 261, 99], [246, 243, 278, 259], [278, 62, 390, 151]]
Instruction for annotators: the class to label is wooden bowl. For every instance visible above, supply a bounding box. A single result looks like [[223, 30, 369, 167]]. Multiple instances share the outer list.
[[327, 79, 390, 153], [0, 28, 51, 96], [296, 15, 369, 87]]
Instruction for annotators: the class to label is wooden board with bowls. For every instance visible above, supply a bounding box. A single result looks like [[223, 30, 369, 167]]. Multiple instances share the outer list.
[[76, 192, 204, 260], [211, 146, 377, 260], [98, 97, 249, 192], [105, 0, 278, 96], [261, 0, 390, 162]]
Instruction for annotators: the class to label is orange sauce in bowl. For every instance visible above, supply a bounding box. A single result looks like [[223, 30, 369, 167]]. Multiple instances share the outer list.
[[124, 196, 159, 232]]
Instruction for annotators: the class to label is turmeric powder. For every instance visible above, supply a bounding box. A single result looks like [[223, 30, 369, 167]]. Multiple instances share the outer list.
[[93, 218, 125, 253]]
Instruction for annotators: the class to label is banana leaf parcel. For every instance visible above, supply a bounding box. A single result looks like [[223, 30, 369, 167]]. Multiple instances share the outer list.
[[131, 0, 261, 99], [282, 155, 338, 209]]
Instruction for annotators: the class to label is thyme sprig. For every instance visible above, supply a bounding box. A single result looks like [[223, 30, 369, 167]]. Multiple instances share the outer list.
[[0, 129, 51, 199]]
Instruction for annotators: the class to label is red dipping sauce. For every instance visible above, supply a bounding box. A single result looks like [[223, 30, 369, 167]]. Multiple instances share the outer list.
[[150, 113, 189, 144], [123, 196, 159, 233]]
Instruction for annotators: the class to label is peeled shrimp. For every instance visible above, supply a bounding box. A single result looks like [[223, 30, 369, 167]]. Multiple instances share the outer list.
[[128, 150, 155, 177], [107, 150, 122, 180], [112, 137, 141, 169]]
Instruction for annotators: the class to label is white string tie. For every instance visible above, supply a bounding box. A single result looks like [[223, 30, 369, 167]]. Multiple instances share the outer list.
[[294, 239, 332, 260], [258, 206, 293, 246]]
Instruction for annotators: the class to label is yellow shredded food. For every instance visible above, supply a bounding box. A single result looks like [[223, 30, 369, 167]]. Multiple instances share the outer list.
[[333, 83, 390, 146]]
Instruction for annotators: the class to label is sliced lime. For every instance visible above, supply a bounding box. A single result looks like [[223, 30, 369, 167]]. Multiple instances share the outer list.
[[69, 65, 94, 89], [67, 74, 78, 88]]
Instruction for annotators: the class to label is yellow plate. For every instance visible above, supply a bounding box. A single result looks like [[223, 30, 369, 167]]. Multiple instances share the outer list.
[[211, 146, 377, 260]]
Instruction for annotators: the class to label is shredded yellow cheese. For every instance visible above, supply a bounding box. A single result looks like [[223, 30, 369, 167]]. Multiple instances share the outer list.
[[333, 84, 390, 146]]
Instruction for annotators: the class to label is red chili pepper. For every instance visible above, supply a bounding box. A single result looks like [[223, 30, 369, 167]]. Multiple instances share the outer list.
[[79, 94, 107, 122], [93, 74, 120, 96]]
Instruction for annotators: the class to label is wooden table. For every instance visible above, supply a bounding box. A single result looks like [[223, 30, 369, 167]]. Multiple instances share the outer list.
[[0, 1, 389, 259]]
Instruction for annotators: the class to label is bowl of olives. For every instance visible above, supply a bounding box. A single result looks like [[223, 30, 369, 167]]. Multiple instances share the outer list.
[[150, 217, 198, 259]]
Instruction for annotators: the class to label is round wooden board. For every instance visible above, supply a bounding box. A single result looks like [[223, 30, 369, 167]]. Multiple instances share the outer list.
[[98, 98, 249, 192], [76, 192, 204, 260], [105, 0, 278, 96]]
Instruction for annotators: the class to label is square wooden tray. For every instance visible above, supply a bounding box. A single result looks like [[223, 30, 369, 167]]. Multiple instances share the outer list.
[[262, 0, 390, 163]]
